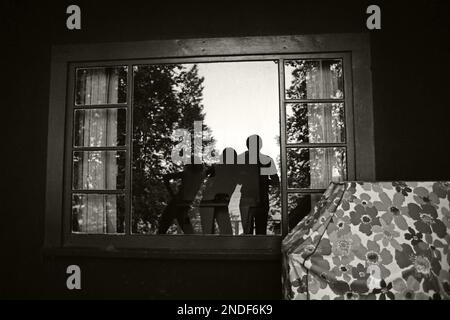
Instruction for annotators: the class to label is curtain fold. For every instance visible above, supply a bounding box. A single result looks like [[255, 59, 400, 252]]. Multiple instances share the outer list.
[[308, 61, 343, 188], [77, 68, 120, 233]]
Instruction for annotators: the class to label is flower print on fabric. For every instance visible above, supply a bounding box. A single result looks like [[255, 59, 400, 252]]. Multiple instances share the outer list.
[[374, 191, 409, 230], [350, 204, 380, 236]]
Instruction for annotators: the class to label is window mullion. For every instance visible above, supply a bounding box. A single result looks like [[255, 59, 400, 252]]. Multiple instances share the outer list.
[[125, 64, 133, 236], [278, 58, 289, 237]]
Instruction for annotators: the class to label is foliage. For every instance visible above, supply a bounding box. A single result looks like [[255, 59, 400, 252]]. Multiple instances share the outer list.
[[132, 64, 213, 233]]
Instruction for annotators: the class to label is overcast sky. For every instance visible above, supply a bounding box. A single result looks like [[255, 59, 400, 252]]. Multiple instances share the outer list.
[[197, 61, 281, 171]]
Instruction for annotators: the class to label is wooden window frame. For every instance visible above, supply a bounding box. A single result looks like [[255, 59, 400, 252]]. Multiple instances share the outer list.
[[44, 34, 375, 258]]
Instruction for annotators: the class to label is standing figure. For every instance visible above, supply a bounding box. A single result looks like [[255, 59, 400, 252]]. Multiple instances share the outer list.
[[238, 135, 279, 235], [158, 162, 213, 234]]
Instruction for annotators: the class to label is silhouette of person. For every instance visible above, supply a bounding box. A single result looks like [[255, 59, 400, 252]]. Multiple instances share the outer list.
[[158, 156, 214, 234], [238, 135, 279, 235], [199, 148, 237, 234]]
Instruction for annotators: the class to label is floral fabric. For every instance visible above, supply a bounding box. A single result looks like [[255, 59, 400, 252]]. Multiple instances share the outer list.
[[282, 181, 450, 300]]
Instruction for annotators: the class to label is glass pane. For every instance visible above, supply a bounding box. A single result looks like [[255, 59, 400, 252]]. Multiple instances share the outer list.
[[286, 103, 345, 143], [74, 108, 126, 147], [73, 151, 125, 190], [288, 193, 322, 231], [132, 61, 281, 235], [75, 66, 127, 105], [284, 59, 343, 100], [287, 147, 346, 189], [72, 194, 125, 234]]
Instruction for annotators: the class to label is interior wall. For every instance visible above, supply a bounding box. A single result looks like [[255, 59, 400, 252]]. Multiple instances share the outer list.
[[2, 0, 449, 298]]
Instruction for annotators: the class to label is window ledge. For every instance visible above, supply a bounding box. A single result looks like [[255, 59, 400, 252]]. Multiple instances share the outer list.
[[42, 247, 281, 261]]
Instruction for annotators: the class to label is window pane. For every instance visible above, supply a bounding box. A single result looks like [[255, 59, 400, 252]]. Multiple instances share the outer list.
[[131, 62, 280, 235], [287, 147, 346, 189], [285, 60, 343, 100], [286, 103, 345, 143], [75, 66, 127, 105], [73, 151, 125, 190], [288, 193, 321, 231], [74, 108, 126, 147], [72, 193, 125, 234]]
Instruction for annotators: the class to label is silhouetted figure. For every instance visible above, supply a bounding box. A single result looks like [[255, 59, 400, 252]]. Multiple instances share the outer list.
[[158, 160, 214, 234], [238, 135, 279, 235], [197, 148, 238, 234]]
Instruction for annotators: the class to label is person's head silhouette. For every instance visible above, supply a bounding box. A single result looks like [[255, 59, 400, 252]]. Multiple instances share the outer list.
[[221, 147, 237, 164], [246, 134, 263, 151], [246, 135, 263, 164]]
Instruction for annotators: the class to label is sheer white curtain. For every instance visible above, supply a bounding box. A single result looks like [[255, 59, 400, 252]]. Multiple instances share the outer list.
[[306, 61, 344, 188], [76, 68, 120, 233]]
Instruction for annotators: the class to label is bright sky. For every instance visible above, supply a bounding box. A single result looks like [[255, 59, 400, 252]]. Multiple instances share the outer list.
[[196, 61, 281, 171]]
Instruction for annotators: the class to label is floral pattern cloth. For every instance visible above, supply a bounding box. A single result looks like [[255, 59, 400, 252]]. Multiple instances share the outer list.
[[282, 181, 450, 300]]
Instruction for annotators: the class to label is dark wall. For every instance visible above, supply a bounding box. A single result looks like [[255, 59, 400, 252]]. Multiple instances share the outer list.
[[2, 0, 449, 299]]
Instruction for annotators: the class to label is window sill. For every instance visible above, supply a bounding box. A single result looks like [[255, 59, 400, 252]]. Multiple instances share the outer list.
[[42, 246, 281, 261]]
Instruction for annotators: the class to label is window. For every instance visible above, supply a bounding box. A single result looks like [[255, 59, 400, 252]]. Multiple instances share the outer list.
[[283, 58, 354, 231], [45, 34, 374, 255], [71, 66, 128, 234]]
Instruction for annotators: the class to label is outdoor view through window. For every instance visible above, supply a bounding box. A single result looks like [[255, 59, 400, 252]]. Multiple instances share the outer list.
[[71, 59, 347, 236], [132, 61, 281, 235]]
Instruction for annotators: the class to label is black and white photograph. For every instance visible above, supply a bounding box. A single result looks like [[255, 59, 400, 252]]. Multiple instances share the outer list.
[[2, 0, 450, 306]]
